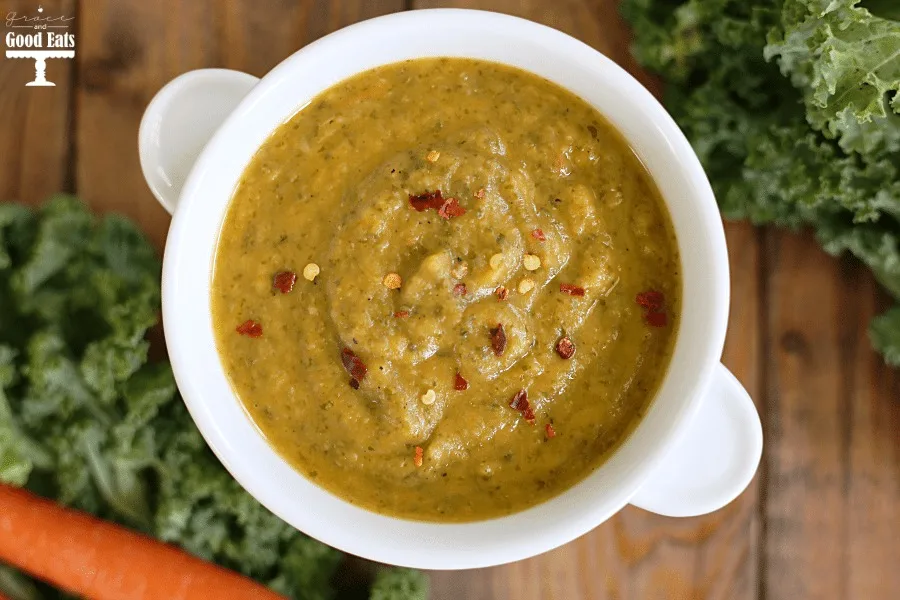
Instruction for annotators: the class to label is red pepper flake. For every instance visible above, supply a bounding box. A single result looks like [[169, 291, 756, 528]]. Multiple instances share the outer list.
[[272, 271, 297, 294], [555, 336, 576, 359], [236, 320, 263, 338], [636, 290, 664, 312], [489, 323, 507, 356], [349, 378, 360, 390], [409, 190, 445, 211], [475, 188, 486, 199], [409, 190, 466, 219], [393, 310, 410, 318], [453, 283, 467, 296], [645, 310, 668, 327], [545, 423, 556, 438], [559, 283, 586, 297], [340, 347, 367, 383], [531, 228, 546, 241], [437, 197, 466, 220], [636, 290, 667, 327], [414, 446, 424, 467], [509, 389, 536, 425], [454, 372, 469, 391], [495, 286, 509, 301], [522, 406, 536, 424]]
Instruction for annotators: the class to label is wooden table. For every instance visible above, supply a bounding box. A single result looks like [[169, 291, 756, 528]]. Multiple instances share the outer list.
[[2, 1, 897, 598]]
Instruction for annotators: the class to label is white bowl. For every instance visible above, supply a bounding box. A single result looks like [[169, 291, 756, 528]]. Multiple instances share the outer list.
[[139, 9, 762, 569]]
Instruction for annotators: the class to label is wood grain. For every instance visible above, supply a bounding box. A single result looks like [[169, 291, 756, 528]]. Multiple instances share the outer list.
[[764, 230, 900, 599], [410, 1, 764, 598], [0, 0, 75, 204]]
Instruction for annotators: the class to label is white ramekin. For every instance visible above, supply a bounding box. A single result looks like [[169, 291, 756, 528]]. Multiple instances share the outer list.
[[139, 9, 762, 570]]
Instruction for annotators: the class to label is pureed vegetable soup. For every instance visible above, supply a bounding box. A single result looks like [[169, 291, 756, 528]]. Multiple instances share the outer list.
[[211, 58, 681, 521]]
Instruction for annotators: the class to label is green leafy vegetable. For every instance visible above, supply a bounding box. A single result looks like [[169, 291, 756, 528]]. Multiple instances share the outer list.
[[370, 568, 430, 600], [870, 306, 900, 364], [621, 0, 900, 365], [0, 196, 426, 599], [0, 564, 40, 600], [766, 0, 900, 156]]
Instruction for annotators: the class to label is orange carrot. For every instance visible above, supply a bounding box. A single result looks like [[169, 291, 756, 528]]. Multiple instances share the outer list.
[[0, 484, 287, 600]]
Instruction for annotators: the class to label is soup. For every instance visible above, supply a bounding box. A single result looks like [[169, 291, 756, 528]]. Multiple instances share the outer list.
[[211, 58, 680, 521]]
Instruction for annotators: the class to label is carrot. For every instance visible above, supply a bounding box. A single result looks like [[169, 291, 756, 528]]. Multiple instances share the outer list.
[[0, 484, 287, 600]]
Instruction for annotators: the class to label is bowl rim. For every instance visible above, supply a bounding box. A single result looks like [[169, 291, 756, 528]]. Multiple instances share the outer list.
[[161, 8, 730, 569]]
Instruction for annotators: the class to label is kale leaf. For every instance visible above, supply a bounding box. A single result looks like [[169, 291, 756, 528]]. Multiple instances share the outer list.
[[621, 0, 900, 365], [370, 568, 430, 600]]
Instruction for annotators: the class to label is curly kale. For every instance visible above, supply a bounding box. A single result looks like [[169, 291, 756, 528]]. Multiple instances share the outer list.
[[370, 568, 430, 600], [621, 0, 900, 364]]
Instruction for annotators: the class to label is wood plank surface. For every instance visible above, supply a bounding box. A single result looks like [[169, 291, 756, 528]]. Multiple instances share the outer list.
[[763, 230, 900, 600], [0, 0, 75, 204], [410, 2, 763, 599]]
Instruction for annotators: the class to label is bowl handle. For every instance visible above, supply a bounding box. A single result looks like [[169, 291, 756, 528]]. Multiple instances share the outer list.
[[629, 363, 763, 517], [138, 69, 259, 215]]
